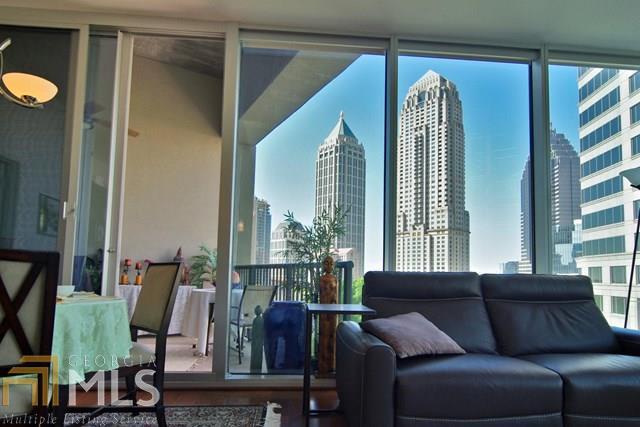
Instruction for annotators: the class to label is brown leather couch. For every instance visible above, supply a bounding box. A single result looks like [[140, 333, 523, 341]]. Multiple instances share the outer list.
[[336, 272, 640, 427]]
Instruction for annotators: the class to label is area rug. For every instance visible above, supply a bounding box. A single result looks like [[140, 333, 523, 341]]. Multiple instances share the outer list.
[[65, 402, 282, 427]]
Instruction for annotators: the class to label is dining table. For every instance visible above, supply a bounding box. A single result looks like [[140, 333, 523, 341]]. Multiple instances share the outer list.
[[181, 288, 216, 355], [52, 293, 132, 385], [117, 284, 193, 335], [180, 288, 244, 355]]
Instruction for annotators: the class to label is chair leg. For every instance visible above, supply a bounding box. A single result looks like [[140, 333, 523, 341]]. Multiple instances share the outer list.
[[237, 325, 243, 365], [153, 371, 166, 427], [155, 405, 167, 427], [54, 384, 69, 427], [125, 375, 138, 416]]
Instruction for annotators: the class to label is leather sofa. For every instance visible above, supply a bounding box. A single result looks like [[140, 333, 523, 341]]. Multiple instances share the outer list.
[[336, 272, 640, 427]]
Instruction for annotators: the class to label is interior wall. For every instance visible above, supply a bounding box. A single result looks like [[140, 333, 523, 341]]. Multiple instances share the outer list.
[[121, 55, 222, 266]]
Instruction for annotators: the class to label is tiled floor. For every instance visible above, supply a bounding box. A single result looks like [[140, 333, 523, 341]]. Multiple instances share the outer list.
[[138, 329, 259, 373]]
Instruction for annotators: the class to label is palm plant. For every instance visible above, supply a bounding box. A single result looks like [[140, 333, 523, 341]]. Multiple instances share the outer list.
[[282, 205, 348, 264], [280, 205, 348, 301], [190, 245, 217, 288]]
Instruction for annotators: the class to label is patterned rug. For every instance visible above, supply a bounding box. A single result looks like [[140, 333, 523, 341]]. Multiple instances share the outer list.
[[65, 403, 282, 427]]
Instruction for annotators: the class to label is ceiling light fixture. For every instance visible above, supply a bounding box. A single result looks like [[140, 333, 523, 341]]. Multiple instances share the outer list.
[[0, 38, 58, 108]]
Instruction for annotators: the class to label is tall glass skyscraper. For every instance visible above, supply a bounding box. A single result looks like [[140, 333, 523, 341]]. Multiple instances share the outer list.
[[315, 112, 366, 277], [396, 71, 469, 272], [252, 197, 271, 264], [519, 128, 581, 274]]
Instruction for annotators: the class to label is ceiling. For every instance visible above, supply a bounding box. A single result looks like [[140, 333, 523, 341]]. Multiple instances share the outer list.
[[1, 0, 639, 54], [133, 36, 225, 77]]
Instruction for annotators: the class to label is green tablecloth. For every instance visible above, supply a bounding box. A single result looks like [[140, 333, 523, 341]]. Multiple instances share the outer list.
[[52, 295, 132, 385]]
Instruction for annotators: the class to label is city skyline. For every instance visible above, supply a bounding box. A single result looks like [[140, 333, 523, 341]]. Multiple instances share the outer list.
[[254, 54, 537, 273]]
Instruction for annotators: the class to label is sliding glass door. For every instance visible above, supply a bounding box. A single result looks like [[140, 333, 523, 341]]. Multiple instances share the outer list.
[[226, 33, 387, 375], [0, 24, 80, 283]]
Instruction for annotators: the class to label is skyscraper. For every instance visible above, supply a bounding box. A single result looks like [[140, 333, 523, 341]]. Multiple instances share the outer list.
[[252, 197, 271, 264], [550, 128, 581, 273], [315, 112, 366, 277], [576, 68, 640, 328], [519, 128, 581, 274], [396, 70, 469, 272], [270, 220, 302, 264], [519, 157, 533, 273]]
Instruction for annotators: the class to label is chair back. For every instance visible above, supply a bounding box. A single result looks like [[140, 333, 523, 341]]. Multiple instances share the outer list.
[[0, 250, 58, 369], [238, 285, 277, 323], [130, 262, 181, 335]]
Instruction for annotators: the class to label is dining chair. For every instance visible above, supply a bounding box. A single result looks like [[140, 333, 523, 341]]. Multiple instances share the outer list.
[[229, 285, 277, 364], [57, 261, 180, 427], [0, 249, 59, 424]]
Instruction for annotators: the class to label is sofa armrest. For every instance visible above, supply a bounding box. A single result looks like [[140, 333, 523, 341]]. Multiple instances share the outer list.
[[336, 321, 396, 427], [613, 327, 640, 356]]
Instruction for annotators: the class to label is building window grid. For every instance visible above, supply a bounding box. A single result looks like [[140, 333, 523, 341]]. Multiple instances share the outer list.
[[588, 266, 603, 283], [582, 204, 624, 229], [610, 265, 627, 284], [582, 235, 625, 256], [579, 68, 618, 102], [611, 296, 627, 315], [581, 176, 623, 204], [579, 88, 620, 127], [580, 116, 621, 152], [632, 135, 640, 156], [580, 145, 622, 178], [630, 72, 640, 95], [632, 103, 640, 125]]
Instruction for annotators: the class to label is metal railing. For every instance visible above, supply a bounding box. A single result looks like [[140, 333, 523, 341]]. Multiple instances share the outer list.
[[234, 261, 353, 304]]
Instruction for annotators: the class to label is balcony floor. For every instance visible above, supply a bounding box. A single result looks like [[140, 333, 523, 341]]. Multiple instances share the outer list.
[[137, 327, 257, 373]]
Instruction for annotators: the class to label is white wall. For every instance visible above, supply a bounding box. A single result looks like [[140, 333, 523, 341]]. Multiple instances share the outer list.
[[121, 55, 222, 265]]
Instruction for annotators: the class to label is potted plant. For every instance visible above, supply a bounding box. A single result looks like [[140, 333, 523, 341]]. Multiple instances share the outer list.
[[190, 245, 217, 289]]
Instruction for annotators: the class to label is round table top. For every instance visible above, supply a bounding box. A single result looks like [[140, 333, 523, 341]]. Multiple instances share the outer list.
[[53, 294, 132, 385]]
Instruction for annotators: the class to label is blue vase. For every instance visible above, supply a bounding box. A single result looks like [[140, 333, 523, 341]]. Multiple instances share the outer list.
[[263, 301, 306, 373]]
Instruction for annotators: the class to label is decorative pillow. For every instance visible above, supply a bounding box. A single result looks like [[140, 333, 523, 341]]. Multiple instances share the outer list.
[[361, 312, 466, 358]]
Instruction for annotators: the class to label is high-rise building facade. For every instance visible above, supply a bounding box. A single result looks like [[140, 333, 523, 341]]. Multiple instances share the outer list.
[[519, 158, 533, 273], [396, 70, 469, 272], [518, 128, 581, 274], [252, 197, 271, 264], [550, 128, 582, 273], [576, 68, 640, 328], [315, 112, 366, 277], [270, 220, 302, 264]]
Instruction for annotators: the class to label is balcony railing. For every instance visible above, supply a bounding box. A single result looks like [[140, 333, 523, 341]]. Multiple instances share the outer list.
[[234, 261, 354, 304]]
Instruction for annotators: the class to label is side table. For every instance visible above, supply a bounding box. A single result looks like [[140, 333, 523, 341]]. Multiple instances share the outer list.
[[303, 303, 376, 425]]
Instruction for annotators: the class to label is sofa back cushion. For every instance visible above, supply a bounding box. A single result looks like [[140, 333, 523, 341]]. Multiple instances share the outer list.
[[481, 274, 619, 356], [363, 271, 497, 354]]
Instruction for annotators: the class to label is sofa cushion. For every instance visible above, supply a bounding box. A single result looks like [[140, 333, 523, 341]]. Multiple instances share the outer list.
[[363, 271, 497, 354], [395, 354, 563, 421], [361, 312, 465, 358], [481, 274, 619, 356], [520, 354, 640, 421]]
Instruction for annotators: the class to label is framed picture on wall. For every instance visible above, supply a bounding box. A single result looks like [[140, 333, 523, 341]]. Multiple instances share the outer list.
[[37, 193, 59, 237]]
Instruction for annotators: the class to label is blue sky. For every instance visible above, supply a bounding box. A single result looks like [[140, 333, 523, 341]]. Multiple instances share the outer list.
[[254, 53, 578, 274]]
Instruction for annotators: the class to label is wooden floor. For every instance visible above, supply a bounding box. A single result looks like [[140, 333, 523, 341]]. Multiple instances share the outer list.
[[76, 388, 347, 427]]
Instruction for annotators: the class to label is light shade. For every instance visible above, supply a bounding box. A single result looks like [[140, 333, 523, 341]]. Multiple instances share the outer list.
[[2, 72, 58, 104], [620, 167, 640, 187]]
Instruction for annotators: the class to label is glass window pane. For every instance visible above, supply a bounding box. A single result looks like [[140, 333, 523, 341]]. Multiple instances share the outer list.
[[231, 42, 385, 374], [550, 65, 640, 329], [0, 26, 71, 252], [74, 34, 117, 293], [397, 55, 530, 273]]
